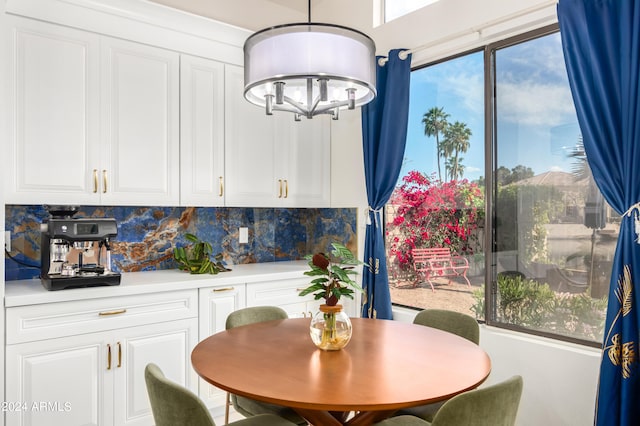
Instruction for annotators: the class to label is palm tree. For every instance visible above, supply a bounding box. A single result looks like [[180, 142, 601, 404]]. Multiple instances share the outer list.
[[568, 135, 589, 179], [422, 107, 449, 181], [443, 121, 472, 180], [440, 135, 456, 180]]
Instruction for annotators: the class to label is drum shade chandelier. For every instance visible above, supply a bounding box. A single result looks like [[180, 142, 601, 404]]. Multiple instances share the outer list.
[[243, 1, 377, 120]]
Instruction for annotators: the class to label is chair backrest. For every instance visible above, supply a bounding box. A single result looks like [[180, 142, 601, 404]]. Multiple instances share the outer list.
[[145, 363, 215, 426], [431, 375, 523, 426], [413, 309, 480, 345], [225, 306, 288, 330]]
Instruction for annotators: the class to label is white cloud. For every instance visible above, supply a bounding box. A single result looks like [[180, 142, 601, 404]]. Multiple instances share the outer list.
[[549, 165, 566, 172], [413, 58, 484, 116], [496, 81, 576, 127]]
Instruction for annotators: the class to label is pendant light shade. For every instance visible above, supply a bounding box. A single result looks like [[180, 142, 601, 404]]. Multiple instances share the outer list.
[[243, 23, 377, 120]]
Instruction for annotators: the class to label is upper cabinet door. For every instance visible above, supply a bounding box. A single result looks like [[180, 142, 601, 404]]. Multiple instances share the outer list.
[[180, 55, 225, 207], [279, 116, 331, 208], [99, 37, 180, 206], [4, 17, 101, 205], [224, 64, 279, 207], [224, 64, 331, 208]]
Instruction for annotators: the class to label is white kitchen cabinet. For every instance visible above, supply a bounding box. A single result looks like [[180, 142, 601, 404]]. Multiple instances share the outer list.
[[114, 320, 196, 426], [4, 17, 101, 205], [247, 277, 358, 318], [180, 55, 225, 206], [224, 64, 331, 207], [277, 114, 332, 207], [197, 284, 246, 413], [4, 17, 180, 206], [246, 277, 320, 318], [223, 64, 276, 207], [99, 36, 180, 206], [5, 290, 198, 426]]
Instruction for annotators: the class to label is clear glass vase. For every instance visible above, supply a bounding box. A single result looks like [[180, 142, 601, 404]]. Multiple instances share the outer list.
[[309, 304, 352, 350]]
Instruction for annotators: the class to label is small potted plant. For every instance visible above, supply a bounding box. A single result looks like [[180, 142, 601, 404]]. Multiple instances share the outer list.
[[298, 242, 364, 350], [173, 233, 231, 275]]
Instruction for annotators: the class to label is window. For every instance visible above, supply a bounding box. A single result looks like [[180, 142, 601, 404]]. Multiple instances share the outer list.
[[384, 0, 442, 23], [386, 26, 613, 346], [386, 51, 485, 321]]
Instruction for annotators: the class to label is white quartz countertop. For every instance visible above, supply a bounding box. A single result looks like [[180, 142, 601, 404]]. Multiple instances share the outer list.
[[5, 260, 309, 307]]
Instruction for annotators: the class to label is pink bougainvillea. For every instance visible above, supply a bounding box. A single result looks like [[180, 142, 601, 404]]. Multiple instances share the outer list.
[[386, 171, 484, 272]]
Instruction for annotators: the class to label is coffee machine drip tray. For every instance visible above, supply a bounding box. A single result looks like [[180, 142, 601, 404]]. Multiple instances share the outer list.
[[42, 272, 122, 291]]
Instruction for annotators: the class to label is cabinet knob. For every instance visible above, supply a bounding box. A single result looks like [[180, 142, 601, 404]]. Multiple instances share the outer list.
[[278, 179, 283, 198], [117, 342, 122, 368], [219, 176, 224, 197], [284, 179, 289, 198]]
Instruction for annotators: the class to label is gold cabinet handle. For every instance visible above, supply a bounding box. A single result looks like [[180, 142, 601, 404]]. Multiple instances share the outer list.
[[93, 169, 98, 193], [278, 179, 283, 198], [218, 176, 224, 197], [284, 179, 288, 198], [102, 170, 108, 193], [107, 344, 112, 370], [117, 342, 122, 368], [212, 287, 234, 292], [99, 309, 127, 316]]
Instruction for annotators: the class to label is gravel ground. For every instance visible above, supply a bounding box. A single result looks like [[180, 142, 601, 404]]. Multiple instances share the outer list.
[[389, 275, 484, 317]]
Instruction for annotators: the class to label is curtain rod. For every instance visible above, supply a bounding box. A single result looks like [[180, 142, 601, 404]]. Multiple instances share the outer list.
[[378, 0, 557, 66]]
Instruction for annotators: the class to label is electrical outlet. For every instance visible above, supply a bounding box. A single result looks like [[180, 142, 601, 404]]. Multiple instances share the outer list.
[[5, 231, 11, 252], [239, 227, 249, 244]]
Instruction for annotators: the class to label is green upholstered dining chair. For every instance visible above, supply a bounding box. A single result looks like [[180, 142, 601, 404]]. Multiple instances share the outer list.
[[224, 306, 307, 426], [375, 375, 524, 426], [395, 309, 480, 422], [144, 363, 297, 426], [412, 308, 480, 345]]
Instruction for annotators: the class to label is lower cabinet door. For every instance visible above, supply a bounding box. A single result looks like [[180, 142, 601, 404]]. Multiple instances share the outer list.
[[5, 332, 111, 426], [198, 285, 246, 415], [114, 318, 199, 426], [5, 318, 198, 426]]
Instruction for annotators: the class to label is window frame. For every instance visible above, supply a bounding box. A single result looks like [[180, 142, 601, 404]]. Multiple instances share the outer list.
[[390, 23, 603, 349]]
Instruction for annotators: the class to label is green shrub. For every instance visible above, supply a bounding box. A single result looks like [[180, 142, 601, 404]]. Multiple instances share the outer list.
[[497, 274, 556, 327], [471, 275, 607, 340]]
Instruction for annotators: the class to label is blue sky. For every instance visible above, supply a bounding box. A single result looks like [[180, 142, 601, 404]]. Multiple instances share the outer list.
[[399, 31, 581, 184]]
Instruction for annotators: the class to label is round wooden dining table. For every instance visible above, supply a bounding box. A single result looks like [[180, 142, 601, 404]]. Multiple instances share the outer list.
[[191, 317, 491, 426]]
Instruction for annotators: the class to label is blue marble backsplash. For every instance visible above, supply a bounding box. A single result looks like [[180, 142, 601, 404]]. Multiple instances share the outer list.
[[5, 205, 357, 281]]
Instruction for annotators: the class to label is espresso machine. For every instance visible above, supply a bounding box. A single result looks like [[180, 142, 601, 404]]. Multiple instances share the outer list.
[[40, 206, 121, 290]]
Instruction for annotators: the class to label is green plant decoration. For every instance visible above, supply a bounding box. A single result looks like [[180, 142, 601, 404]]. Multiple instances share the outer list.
[[298, 242, 364, 306], [173, 233, 231, 275]]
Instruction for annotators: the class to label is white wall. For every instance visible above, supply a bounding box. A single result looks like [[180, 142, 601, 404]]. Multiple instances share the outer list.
[[316, 0, 557, 66], [481, 327, 600, 426]]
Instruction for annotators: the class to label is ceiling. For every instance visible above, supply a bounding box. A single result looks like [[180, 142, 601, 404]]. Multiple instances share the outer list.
[[147, 0, 328, 31]]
